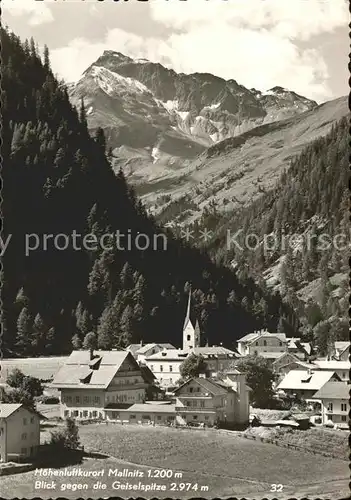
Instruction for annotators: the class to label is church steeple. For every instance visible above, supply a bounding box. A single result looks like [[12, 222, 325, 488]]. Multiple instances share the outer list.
[[183, 289, 201, 350]]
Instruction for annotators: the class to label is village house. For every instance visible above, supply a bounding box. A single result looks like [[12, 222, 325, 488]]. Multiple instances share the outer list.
[[276, 369, 341, 400], [286, 337, 312, 360], [332, 341, 350, 361], [0, 404, 41, 462], [144, 291, 238, 388], [172, 372, 250, 426], [273, 352, 318, 379], [312, 381, 349, 427], [102, 370, 250, 426], [126, 342, 175, 364], [313, 360, 350, 382], [51, 350, 149, 419], [236, 330, 288, 360], [145, 346, 238, 388]]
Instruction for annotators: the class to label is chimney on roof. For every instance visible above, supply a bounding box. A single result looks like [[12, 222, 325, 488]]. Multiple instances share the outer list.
[[90, 348, 94, 360]]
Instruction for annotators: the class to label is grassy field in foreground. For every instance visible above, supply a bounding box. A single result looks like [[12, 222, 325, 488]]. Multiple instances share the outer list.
[[245, 425, 349, 460], [1, 424, 349, 499]]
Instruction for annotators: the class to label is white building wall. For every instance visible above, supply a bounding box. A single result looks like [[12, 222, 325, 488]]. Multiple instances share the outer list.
[[0, 408, 40, 462]]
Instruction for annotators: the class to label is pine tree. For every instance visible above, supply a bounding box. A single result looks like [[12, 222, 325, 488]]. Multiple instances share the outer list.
[[16, 307, 32, 354], [120, 304, 133, 346]]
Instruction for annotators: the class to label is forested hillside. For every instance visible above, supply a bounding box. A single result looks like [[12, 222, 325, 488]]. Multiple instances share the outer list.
[[190, 118, 349, 354], [1, 28, 298, 357]]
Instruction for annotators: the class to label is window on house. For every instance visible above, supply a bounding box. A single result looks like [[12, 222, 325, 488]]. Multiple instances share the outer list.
[[142, 415, 151, 420], [84, 396, 90, 403], [83, 411, 88, 417], [150, 365, 154, 371], [23, 418, 27, 425], [64, 410, 69, 417], [157, 415, 162, 420], [189, 387, 193, 393], [327, 402, 333, 412], [187, 335, 191, 341], [21, 433, 27, 440], [341, 415, 347, 422], [254, 350, 258, 355], [342, 372, 346, 379], [94, 396, 100, 403], [186, 401, 191, 407], [130, 415, 136, 419], [200, 401, 205, 408], [67, 396, 72, 402], [279, 342, 282, 346], [205, 416, 209, 420], [193, 415, 198, 420], [192, 401, 197, 407], [255, 342, 258, 346], [263, 340, 267, 346], [30, 417, 34, 424], [75, 396, 80, 403], [169, 365, 173, 372], [74, 410, 79, 417], [160, 365, 163, 372], [92, 411, 97, 418], [341, 403, 347, 412]]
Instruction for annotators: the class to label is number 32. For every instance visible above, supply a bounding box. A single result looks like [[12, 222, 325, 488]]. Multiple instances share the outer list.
[[270, 484, 283, 492]]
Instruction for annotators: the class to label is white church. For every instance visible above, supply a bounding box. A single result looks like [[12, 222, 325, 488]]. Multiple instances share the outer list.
[[144, 292, 238, 388]]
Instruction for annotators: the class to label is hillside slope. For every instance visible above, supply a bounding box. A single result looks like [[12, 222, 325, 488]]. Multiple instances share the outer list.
[[68, 50, 316, 197], [199, 117, 349, 353], [1, 28, 298, 357], [154, 96, 348, 224]]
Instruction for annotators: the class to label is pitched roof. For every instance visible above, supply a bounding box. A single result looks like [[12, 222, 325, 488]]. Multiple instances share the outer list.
[[277, 369, 338, 392], [136, 343, 175, 355], [127, 344, 143, 354], [257, 352, 286, 359], [146, 349, 189, 360], [124, 403, 176, 413], [0, 403, 22, 419], [174, 377, 229, 396], [51, 350, 137, 389], [334, 341, 350, 351], [314, 360, 350, 371], [0, 403, 44, 420], [191, 346, 237, 357], [313, 381, 350, 400], [238, 331, 287, 345]]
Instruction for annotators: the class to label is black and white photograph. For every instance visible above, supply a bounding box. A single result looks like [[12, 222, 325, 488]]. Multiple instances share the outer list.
[[0, 0, 349, 498]]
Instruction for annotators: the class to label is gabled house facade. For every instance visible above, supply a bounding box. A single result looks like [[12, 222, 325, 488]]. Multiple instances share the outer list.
[[126, 343, 175, 364], [276, 369, 341, 400], [173, 372, 250, 426], [145, 346, 238, 388], [0, 404, 41, 462], [51, 350, 148, 419], [273, 352, 318, 379], [237, 330, 288, 359], [333, 341, 350, 361], [313, 360, 350, 382], [312, 381, 349, 427]]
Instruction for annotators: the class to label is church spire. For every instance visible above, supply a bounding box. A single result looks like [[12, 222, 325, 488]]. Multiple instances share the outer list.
[[183, 287, 191, 330]]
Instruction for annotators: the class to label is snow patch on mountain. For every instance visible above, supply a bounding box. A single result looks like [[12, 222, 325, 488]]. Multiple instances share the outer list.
[[90, 66, 150, 95]]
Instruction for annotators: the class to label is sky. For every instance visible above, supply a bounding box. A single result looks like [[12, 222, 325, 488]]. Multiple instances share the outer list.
[[2, 0, 349, 103]]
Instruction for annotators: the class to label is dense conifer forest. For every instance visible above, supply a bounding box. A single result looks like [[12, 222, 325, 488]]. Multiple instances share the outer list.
[[186, 119, 349, 354], [1, 28, 299, 357]]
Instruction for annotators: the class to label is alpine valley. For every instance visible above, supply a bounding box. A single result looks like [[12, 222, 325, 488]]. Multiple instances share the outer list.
[[69, 51, 347, 223]]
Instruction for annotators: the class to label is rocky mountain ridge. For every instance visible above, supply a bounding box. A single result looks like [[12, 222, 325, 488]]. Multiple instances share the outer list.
[[68, 50, 317, 184]]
